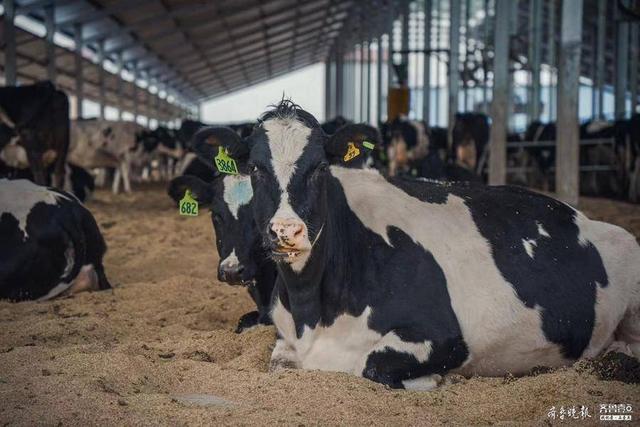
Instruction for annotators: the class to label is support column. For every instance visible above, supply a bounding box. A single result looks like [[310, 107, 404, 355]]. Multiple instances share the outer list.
[[336, 49, 344, 116], [361, 42, 367, 123], [377, 36, 384, 123], [44, 4, 56, 83], [548, 0, 557, 120], [132, 63, 139, 124], [388, 11, 395, 91], [367, 40, 372, 124], [3, 0, 17, 85], [489, 0, 509, 186], [556, 0, 583, 206], [595, 0, 606, 119], [529, 0, 542, 121], [74, 23, 84, 118], [615, 3, 629, 119], [97, 40, 106, 119], [482, 0, 490, 113], [325, 59, 332, 120], [630, 24, 639, 114], [400, 0, 410, 70], [423, 0, 431, 124], [116, 53, 123, 120], [448, 0, 461, 140]]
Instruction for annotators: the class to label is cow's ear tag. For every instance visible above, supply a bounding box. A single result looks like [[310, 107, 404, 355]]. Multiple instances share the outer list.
[[362, 141, 375, 150], [214, 146, 238, 174], [179, 190, 198, 216], [343, 142, 361, 162]]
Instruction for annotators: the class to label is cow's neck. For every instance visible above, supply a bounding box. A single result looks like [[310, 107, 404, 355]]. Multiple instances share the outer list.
[[276, 175, 360, 331]]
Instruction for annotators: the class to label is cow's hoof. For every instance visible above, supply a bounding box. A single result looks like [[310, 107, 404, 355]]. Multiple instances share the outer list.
[[269, 357, 297, 372], [235, 311, 260, 333]]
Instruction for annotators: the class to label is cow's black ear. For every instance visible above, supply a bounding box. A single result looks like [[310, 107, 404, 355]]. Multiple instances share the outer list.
[[168, 175, 214, 207], [324, 124, 381, 168], [191, 127, 250, 173]]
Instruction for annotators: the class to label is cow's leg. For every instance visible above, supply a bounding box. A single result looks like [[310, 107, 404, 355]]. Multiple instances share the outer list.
[[617, 306, 640, 359], [269, 338, 298, 371], [112, 168, 121, 194], [121, 159, 131, 193], [359, 330, 464, 390]]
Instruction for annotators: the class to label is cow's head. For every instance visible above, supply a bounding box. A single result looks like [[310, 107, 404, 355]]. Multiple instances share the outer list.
[[169, 128, 257, 286], [195, 101, 378, 273]]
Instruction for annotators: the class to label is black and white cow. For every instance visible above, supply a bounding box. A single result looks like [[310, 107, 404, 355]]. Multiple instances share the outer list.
[[207, 100, 640, 389], [167, 131, 277, 332], [0, 179, 111, 301]]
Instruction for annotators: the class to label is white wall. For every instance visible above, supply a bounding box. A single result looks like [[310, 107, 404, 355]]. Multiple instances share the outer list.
[[201, 63, 325, 124]]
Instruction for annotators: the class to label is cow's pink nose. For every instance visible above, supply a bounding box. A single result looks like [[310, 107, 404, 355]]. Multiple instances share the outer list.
[[269, 219, 305, 247]]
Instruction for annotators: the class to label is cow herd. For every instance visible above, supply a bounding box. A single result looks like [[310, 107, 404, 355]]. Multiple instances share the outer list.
[[1, 83, 640, 390]]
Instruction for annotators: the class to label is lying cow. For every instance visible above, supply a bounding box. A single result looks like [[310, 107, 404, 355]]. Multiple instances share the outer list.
[[451, 112, 490, 174], [0, 179, 111, 301], [207, 100, 640, 389], [0, 81, 70, 187], [0, 159, 95, 202], [167, 130, 276, 332]]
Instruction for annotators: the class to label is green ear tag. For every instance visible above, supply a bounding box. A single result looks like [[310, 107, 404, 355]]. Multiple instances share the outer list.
[[214, 146, 238, 175], [362, 141, 375, 150], [179, 190, 199, 216]]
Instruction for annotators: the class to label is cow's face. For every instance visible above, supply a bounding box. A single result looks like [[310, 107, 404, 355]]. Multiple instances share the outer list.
[[248, 116, 328, 272], [168, 175, 258, 286], [190, 102, 379, 274]]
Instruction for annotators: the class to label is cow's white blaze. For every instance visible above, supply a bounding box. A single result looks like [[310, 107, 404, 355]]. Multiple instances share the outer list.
[[0, 179, 70, 240], [263, 118, 313, 272], [271, 301, 433, 375], [219, 249, 239, 270], [222, 175, 252, 219], [330, 166, 569, 376]]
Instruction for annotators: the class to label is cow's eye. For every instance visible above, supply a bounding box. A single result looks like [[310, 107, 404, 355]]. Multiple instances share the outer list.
[[316, 162, 328, 173]]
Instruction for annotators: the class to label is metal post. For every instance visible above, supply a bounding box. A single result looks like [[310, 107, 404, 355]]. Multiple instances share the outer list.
[[74, 24, 84, 118], [423, 0, 432, 124], [325, 59, 332, 120], [97, 40, 106, 119], [595, 0, 606, 119], [463, 0, 470, 110], [336, 49, 344, 116], [482, 0, 490, 113], [435, 0, 441, 124], [489, 0, 509, 186], [615, 3, 629, 119], [630, 24, 638, 114], [529, 0, 542, 121], [556, 0, 583, 206], [361, 42, 367, 122], [449, 0, 461, 140], [3, 0, 17, 85], [388, 11, 396, 90], [548, 0, 556, 120], [44, 4, 56, 83], [377, 36, 384, 123], [116, 53, 123, 120], [367, 40, 372, 124], [132, 63, 139, 124], [401, 0, 410, 69]]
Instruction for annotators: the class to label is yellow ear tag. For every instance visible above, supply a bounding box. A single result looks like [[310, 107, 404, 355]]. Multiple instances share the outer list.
[[214, 146, 238, 174], [343, 142, 361, 162], [179, 190, 198, 216]]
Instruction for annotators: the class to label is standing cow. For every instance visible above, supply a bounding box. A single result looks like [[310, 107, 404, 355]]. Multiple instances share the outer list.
[[0, 81, 70, 187], [0, 179, 111, 301], [206, 100, 640, 389]]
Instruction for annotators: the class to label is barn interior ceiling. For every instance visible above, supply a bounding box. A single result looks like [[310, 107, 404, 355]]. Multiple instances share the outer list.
[[6, 0, 382, 104]]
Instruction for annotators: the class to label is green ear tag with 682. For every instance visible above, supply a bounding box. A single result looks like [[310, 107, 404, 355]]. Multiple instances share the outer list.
[[179, 190, 198, 216], [214, 146, 238, 175]]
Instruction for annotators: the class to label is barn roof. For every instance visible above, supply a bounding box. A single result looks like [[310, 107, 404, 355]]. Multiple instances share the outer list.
[[7, 0, 385, 106]]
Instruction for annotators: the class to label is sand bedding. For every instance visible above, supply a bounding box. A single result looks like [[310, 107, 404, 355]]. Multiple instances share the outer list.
[[1, 183, 639, 426]]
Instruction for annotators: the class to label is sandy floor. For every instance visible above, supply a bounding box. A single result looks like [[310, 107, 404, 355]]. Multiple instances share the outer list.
[[1, 183, 639, 426]]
